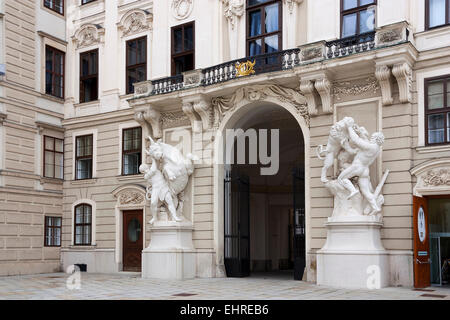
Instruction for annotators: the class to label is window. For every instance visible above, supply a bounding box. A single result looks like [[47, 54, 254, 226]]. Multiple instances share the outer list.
[[80, 49, 98, 103], [44, 136, 64, 179], [426, 0, 450, 29], [81, 0, 96, 4], [74, 204, 92, 246], [341, 0, 376, 38], [44, 0, 64, 15], [75, 135, 93, 180], [45, 46, 65, 99], [126, 37, 147, 94], [45, 216, 62, 247], [171, 22, 195, 76], [246, 0, 282, 57], [122, 127, 142, 175], [425, 75, 450, 145]]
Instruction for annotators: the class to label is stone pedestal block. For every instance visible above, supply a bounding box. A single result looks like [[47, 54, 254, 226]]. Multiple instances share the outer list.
[[142, 222, 195, 280], [316, 218, 390, 289]]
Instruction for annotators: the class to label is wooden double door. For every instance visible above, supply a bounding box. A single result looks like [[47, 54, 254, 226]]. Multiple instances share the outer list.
[[123, 210, 143, 272]]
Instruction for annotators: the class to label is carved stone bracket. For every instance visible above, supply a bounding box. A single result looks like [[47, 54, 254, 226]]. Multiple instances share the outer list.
[[315, 78, 333, 114], [221, 0, 244, 29], [134, 107, 162, 139], [193, 98, 213, 131], [72, 24, 105, 49], [392, 62, 412, 104], [299, 73, 333, 115], [117, 9, 153, 37], [182, 101, 202, 133], [299, 80, 318, 116], [375, 65, 393, 105]]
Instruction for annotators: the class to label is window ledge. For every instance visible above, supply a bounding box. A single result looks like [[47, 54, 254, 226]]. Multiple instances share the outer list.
[[74, 100, 100, 109], [70, 178, 98, 185], [40, 177, 64, 185], [64, 245, 97, 251], [40, 93, 65, 104], [116, 175, 144, 181], [416, 145, 450, 154]]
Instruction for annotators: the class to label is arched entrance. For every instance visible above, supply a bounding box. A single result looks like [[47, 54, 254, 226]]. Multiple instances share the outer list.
[[213, 98, 309, 281]]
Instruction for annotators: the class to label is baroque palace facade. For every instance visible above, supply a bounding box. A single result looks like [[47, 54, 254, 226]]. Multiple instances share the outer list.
[[1, 0, 450, 288]]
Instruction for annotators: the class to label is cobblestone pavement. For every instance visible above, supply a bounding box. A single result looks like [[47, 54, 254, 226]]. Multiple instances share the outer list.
[[0, 272, 449, 300]]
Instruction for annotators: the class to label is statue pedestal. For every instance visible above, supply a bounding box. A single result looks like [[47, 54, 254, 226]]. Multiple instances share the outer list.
[[316, 217, 389, 289], [142, 221, 195, 280]]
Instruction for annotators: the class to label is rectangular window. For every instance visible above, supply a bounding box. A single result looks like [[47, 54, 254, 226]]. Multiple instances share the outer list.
[[81, 0, 96, 4], [425, 75, 450, 145], [246, 0, 282, 56], [75, 135, 93, 180], [45, 216, 62, 247], [45, 46, 65, 99], [44, 136, 64, 179], [341, 0, 376, 38], [44, 0, 64, 15], [122, 127, 142, 176], [126, 37, 147, 94], [171, 22, 195, 76], [426, 0, 450, 29], [80, 49, 98, 103], [74, 204, 92, 246]]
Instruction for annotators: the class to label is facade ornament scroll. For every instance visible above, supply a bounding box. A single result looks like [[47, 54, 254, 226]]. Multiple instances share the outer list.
[[221, 0, 244, 29], [411, 159, 450, 197], [299, 80, 318, 116], [182, 101, 202, 133], [283, 0, 303, 13], [332, 76, 380, 101], [315, 78, 333, 114], [112, 185, 147, 208], [117, 9, 153, 37], [172, 0, 194, 20], [392, 62, 412, 103], [72, 24, 105, 49], [212, 84, 310, 127], [375, 65, 393, 105]]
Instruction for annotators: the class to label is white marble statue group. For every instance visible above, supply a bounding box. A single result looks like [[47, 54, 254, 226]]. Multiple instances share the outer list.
[[139, 137, 196, 224], [317, 117, 389, 220]]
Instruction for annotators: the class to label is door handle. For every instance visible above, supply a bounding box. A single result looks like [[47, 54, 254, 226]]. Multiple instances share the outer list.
[[416, 258, 430, 264]]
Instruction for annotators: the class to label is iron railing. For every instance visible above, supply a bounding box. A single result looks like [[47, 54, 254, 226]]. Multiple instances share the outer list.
[[326, 31, 376, 59], [151, 74, 184, 95]]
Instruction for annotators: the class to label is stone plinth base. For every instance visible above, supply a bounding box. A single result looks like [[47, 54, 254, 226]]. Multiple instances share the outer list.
[[142, 222, 195, 280], [316, 219, 389, 289]]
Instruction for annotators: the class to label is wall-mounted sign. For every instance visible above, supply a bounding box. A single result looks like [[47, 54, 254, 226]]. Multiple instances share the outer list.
[[418, 206, 426, 243]]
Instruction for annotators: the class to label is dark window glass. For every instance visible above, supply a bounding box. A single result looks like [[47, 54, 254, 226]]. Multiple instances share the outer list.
[[80, 49, 98, 103], [45, 216, 62, 247], [44, 136, 64, 179], [246, 0, 281, 56], [45, 46, 65, 98], [427, 0, 450, 29], [75, 135, 93, 180], [341, 0, 376, 38], [126, 37, 147, 94], [74, 204, 92, 246], [44, 0, 64, 15], [122, 127, 142, 176], [171, 22, 195, 76], [82, 0, 97, 4], [425, 76, 450, 145]]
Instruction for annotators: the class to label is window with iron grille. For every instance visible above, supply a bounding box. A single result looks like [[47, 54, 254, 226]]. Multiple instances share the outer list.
[[80, 49, 98, 103], [45, 216, 62, 247], [75, 135, 93, 180], [171, 22, 195, 76], [122, 127, 142, 176], [44, 0, 64, 15], [246, 0, 282, 57], [44, 136, 64, 179], [126, 37, 147, 94], [425, 75, 450, 145], [74, 204, 92, 246], [426, 0, 450, 30], [341, 0, 377, 38], [45, 46, 65, 99]]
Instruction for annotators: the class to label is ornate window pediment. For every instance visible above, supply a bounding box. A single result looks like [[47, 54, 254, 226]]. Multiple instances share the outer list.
[[411, 159, 450, 197], [118, 9, 153, 37], [72, 24, 105, 49], [112, 185, 146, 208]]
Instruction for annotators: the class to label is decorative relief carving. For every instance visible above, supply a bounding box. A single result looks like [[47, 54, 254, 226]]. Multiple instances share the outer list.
[[378, 28, 402, 44], [422, 169, 450, 187], [302, 47, 323, 61], [172, 0, 194, 20], [375, 65, 393, 105], [411, 160, 450, 197], [283, 0, 303, 13], [221, 0, 244, 29], [333, 77, 380, 101], [73, 24, 105, 49], [161, 112, 189, 127], [392, 62, 412, 103], [119, 191, 145, 205], [212, 84, 309, 126], [118, 9, 153, 37]]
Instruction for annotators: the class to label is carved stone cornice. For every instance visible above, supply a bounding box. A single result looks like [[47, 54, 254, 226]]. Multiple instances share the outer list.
[[314, 78, 333, 114], [221, 0, 244, 29], [299, 80, 318, 116], [392, 62, 412, 104], [284, 0, 303, 13], [172, 0, 194, 20], [72, 24, 105, 49], [117, 9, 153, 37], [375, 65, 393, 105]]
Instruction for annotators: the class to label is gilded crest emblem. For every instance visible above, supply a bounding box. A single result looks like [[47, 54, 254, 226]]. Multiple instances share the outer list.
[[235, 60, 256, 77]]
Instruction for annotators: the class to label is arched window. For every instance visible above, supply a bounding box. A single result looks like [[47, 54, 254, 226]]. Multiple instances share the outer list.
[[74, 204, 92, 245]]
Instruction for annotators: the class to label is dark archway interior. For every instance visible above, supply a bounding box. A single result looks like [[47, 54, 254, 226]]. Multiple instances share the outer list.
[[228, 104, 305, 276]]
